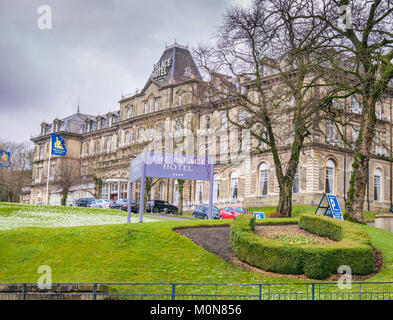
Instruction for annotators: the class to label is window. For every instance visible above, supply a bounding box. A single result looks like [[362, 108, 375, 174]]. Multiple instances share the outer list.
[[259, 163, 268, 196], [38, 167, 42, 182], [352, 126, 359, 149], [125, 130, 130, 145], [85, 143, 89, 155], [375, 131, 386, 156], [126, 107, 131, 119], [205, 116, 211, 129], [139, 128, 145, 142], [144, 101, 149, 114], [221, 113, 228, 129], [154, 98, 160, 112], [213, 174, 220, 203], [293, 168, 299, 194], [173, 180, 179, 205], [325, 159, 336, 194], [50, 164, 56, 181], [108, 116, 113, 127], [39, 146, 44, 160], [230, 171, 239, 201], [94, 141, 100, 154], [158, 181, 165, 200], [352, 97, 361, 114], [178, 93, 184, 106], [105, 138, 111, 153], [376, 102, 384, 120], [239, 109, 246, 125], [263, 65, 270, 77], [326, 121, 334, 142], [374, 169, 382, 201], [196, 181, 203, 203], [149, 96, 154, 113]]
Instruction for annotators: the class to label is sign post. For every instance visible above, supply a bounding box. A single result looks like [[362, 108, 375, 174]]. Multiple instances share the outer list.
[[315, 193, 344, 220], [127, 152, 215, 223]]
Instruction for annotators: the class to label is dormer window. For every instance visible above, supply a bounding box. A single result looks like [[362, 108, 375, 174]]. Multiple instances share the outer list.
[[108, 116, 113, 127], [184, 67, 192, 76]]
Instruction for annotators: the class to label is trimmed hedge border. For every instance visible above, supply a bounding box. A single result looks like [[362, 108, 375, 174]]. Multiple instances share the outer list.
[[230, 214, 374, 279]]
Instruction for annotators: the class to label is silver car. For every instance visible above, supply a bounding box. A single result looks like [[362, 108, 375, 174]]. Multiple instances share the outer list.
[[89, 199, 113, 209]]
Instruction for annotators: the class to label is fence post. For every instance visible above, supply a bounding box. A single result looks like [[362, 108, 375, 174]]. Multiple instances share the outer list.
[[93, 283, 97, 300], [311, 283, 315, 301], [21, 284, 26, 300], [171, 284, 176, 300]]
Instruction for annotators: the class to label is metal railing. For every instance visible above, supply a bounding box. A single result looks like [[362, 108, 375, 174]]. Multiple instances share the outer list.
[[1, 282, 393, 300]]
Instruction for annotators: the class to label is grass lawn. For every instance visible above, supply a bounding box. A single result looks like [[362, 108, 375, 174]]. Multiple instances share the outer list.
[[0, 203, 392, 297], [0, 202, 159, 230]]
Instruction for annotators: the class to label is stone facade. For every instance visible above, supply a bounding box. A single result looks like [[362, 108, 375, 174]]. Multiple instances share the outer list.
[[26, 43, 393, 212]]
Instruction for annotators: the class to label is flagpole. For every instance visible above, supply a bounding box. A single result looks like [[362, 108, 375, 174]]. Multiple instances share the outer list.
[[45, 138, 52, 205]]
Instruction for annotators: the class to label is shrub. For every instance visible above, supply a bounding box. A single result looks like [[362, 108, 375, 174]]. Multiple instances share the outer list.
[[230, 214, 374, 279]]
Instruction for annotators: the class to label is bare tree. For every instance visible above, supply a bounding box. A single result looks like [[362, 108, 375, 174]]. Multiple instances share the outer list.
[[195, 0, 337, 216], [0, 139, 33, 202], [304, 0, 393, 223], [52, 159, 82, 206]]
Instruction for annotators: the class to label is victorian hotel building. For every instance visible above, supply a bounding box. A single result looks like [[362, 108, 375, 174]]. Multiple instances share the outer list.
[[24, 43, 393, 212]]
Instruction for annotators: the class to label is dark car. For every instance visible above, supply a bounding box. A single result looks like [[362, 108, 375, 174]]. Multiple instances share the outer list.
[[109, 200, 122, 210], [113, 199, 139, 213], [146, 200, 178, 214], [192, 205, 220, 219], [75, 197, 95, 207]]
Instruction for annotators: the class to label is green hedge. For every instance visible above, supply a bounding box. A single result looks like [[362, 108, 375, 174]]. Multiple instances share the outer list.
[[230, 214, 374, 279]]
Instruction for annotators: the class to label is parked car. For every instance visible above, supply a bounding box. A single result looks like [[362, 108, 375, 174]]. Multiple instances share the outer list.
[[113, 199, 139, 213], [219, 206, 252, 219], [109, 200, 122, 210], [146, 200, 178, 214], [192, 205, 220, 219], [75, 197, 95, 207], [89, 199, 113, 209]]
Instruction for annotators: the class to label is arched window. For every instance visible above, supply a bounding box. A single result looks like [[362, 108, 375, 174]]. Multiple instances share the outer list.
[[213, 174, 220, 203], [374, 169, 382, 201], [325, 159, 336, 194], [230, 171, 238, 201], [126, 107, 131, 119], [259, 163, 268, 196]]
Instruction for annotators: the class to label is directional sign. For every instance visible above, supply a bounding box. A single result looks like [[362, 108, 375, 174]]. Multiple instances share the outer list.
[[315, 193, 343, 220], [253, 212, 265, 219], [326, 194, 344, 220]]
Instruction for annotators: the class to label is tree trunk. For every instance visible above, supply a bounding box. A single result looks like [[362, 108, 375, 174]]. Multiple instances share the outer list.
[[177, 179, 184, 215], [276, 182, 293, 217], [94, 178, 103, 199], [61, 188, 69, 206], [346, 99, 377, 223]]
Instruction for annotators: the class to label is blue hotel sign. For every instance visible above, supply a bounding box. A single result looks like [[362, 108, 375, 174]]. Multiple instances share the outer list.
[[315, 193, 344, 220]]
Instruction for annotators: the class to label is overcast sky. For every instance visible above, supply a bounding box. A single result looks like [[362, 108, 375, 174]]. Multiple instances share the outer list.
[[0, 0, 251, 144]]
